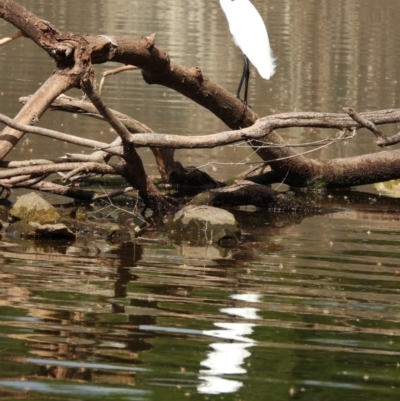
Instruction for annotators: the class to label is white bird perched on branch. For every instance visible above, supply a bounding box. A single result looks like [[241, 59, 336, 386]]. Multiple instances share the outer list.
[[219, 0, 276, 105]]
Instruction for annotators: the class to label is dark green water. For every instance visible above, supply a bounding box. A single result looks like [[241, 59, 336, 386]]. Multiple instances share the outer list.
[[1, 198, 400, 400]]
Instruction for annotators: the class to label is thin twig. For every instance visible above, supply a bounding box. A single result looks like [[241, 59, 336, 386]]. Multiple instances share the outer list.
[[99, 65, 139, 95], [0, 30, 22, 46], [344, 107, 387, 143]]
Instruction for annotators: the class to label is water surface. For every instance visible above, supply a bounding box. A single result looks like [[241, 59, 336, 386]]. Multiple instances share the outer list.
[[1, 1, 400, 400]]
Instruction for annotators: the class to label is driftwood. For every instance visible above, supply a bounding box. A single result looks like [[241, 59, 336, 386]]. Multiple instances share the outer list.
[[1, 0, 400, 214]]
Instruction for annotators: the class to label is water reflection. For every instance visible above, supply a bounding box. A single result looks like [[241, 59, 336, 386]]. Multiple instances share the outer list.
[[0, 380, 148, 399], [198, 293, 262, 395], [1, 206, 400, 399]]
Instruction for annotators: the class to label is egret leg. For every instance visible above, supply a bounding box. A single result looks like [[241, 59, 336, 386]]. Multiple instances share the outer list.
[[235, 54, 250, 105]]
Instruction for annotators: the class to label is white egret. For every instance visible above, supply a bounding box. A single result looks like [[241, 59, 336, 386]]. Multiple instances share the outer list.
[[219, 0, 276, 105]]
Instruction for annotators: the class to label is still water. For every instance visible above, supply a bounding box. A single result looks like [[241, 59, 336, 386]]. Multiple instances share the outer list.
[[1, 0, 400, 400]]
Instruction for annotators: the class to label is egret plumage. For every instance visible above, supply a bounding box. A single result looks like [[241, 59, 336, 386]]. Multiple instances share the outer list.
[[219, 0, 275, 105]]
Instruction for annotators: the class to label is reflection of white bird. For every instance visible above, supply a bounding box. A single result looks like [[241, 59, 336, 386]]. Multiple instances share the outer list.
[[220, 0, 276, 105]]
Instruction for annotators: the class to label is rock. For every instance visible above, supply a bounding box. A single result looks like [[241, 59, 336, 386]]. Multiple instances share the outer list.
[[29, 222, 76, 239], [106, 224, 131, 243], [6, 221, 75, 239], [10, 192, 61, 224], [170, 205, 240, 245]]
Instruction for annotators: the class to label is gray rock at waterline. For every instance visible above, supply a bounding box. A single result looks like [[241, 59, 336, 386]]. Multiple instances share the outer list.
[[28, 222, 76, 239], [6, 220, 75, 240], [10, 192, 61, 224], [170, 205, 240, 244]]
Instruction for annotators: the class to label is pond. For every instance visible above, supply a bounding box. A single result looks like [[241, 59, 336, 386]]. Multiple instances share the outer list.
[[1, 1, 400, 400]]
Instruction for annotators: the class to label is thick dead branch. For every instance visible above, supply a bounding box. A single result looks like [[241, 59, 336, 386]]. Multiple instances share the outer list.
[[0, 159, 61, 168], [247, 149, 400, 188], [322, 150, 400, 188], [21, 181, 97, 201], [0, 1, 62, 53], [190, 180, 312, 212], [0, 72, 74, 160], [1, 174, 40, 186], [380, 132, 400, 147]]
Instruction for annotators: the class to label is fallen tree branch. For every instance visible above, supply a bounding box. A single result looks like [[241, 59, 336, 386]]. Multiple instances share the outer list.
[[0, 72, 75, 160], [81, 75, 134, 145], [20, 95, 176, 182], [0, 112, 117, 154], [3, 108, 400, 150], [0, 161, 117, 180], [190, 180, 315, 212], [19, 181, 97, 201], [20, 94, 154, 134], [80, 69, 175, 213]]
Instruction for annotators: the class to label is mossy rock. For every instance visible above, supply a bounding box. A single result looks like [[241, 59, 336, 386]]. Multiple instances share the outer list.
[[170, 205, 240, 245], [10, 192, 61, 224]]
